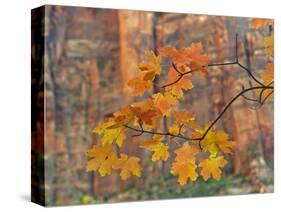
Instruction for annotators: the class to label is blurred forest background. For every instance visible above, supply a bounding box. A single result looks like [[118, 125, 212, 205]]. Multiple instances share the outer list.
[[31, 5, 274, 206]]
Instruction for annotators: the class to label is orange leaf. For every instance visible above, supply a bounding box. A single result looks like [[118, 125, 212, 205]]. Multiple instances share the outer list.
[[107, 106, 134, 129], [159, 46, 192, 66], [152, 92, 179, 116], [215, 131, 236, 154], [172, 110, 195, 125], [140, 140, 170, 161], [159, 43, 209, 71], [261, 63, 274, 85], [171, 143, 199, 186], [113, 154, 142, 180], [128, 77, 152, 96], [139, 51, 161, 78], [171, 161, 198, 186], [188, 43, 209, 71], [131, 99, 161, 127], [251, 18, 273, 29], [174, 143, 198, 162], [166, 67, 193, 97], [199, 156, 228, 181]]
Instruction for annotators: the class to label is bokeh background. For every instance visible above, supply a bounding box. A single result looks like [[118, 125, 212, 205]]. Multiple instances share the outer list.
[[31, 5, 274, 206]]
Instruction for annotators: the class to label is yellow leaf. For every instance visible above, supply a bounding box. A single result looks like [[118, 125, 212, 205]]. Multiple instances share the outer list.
[[143, 71, 157, 81], [202, 132, 220, 157], [113, 154, 142, 180], [139, 51, 161, 76], [140, 140, 170, 161], [115, 132, 126, 147], [153, 134, 164, 141], [128, 77, 152, 96], [93, 119, 126, 147], [85, 144, 118, 176], [196, 127, 236, 157], [199, 156, 228, 181], [107, 106, 134, 129], [264, 34, 274, 57], [168, 123, 180, 135], [171, 143, 199, 186], [80, 195, 93, 204], [215, 131, 236, 154]]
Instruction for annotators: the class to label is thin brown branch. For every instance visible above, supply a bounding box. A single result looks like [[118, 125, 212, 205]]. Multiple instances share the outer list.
[[125, 85, 274, 149], [261, 90, 274, 104], [197, 85, 273, 148], [161, 65, 194, 88], [125, 124, 200, 141], [161, 33, 266, 90], [172, 62, 183, 75]]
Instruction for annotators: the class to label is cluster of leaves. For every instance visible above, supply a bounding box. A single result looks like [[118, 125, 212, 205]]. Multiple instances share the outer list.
[[86, 42, 237, 186], [86, 19, 274, 186], [252, 18, 274, 90]]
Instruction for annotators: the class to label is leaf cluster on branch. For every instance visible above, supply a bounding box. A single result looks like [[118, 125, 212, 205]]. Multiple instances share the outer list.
[[86, 19, 274, 186]]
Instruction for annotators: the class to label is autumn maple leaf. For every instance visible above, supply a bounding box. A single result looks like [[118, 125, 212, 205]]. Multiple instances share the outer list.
[[140, 140, 170, 161], [106, 106, 135, 130], [85, 144, 118, 176], [193, 126, 236, 157], [93, 119, 127, 147], [188, 43, 209, 72], [159, 43, 209, 73], [165, 67, 193, 98], [130, 99, 162, 128], [152, 92, 179, 116], [128, 77, 152, 96], [168, 123, 181, 135], [172, 110, 195, 125], [171, 143, 199, 186], [113, 154, 142, 180], [199, 156, 228, 181], [159, 46, 192, 66], [139, 51, 161, 76]]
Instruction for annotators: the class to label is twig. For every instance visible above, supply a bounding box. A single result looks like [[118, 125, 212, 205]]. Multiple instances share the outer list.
[[125, 85, 274, 149], [161, 33, 266, 90], [197, 85, 273, 148]]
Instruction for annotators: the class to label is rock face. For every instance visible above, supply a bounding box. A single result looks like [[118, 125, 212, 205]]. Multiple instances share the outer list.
[[31, 5, 273, 206]]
